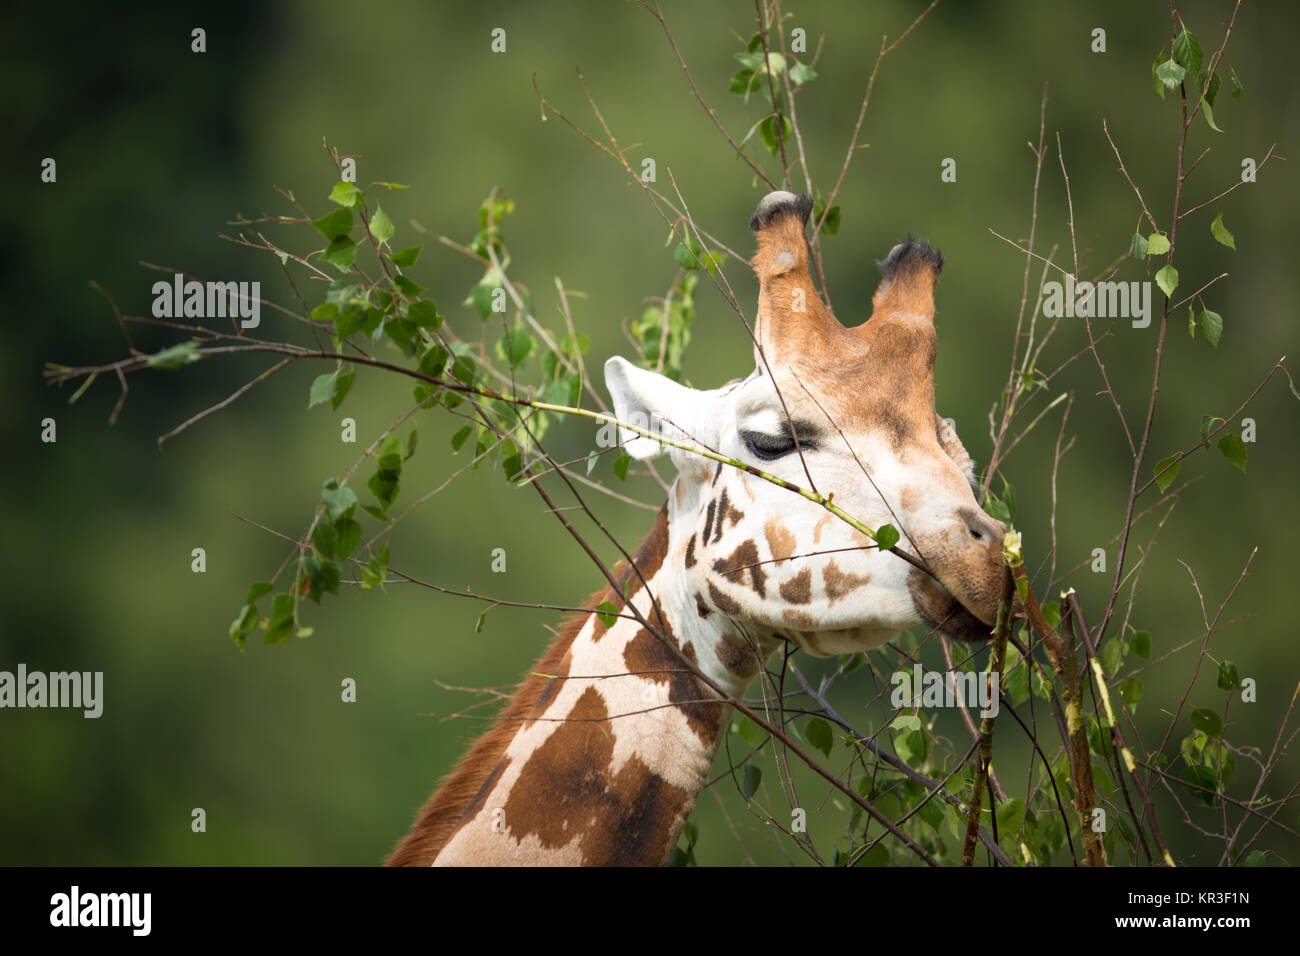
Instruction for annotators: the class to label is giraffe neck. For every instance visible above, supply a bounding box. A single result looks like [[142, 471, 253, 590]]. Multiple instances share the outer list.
[[386, 491, 774, 866]]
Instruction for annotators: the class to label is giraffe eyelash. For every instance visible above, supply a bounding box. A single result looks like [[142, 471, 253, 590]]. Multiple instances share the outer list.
[[740, 429, 814, 461]]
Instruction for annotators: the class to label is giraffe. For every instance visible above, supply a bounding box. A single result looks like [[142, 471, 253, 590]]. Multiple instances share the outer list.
[[386, 191, 1010, 866]]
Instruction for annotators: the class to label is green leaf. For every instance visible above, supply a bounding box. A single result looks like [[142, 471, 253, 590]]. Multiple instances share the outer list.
[[984, 496, 1012, 524], [895, 727, 928, 766], [501, 439, 524, 482], [1041, 600, 1059, 630], [308, 372, 338, 410], [1145, 233, 1170, 256], [1217, 433, 1247, 473], [1131, 630, 1151, 658], [321, 236, 357, 270], [806, 717, 833, 758], [613, 453, 631, 481], [389, 245, 422, 268], [312, 521, 337, 558], [1152, 55, 1167, 99], [594, 601, 619, 628], [757, 114, 792, 156], [1004, 650, 1030, 707], [915, 794, 944, 832], [1091, 760, 1114, 796], [1172, 29, 1203, 78], [334, 305, 367, 338], [1129, 232, 1148, 260], [736, 715, 767, 747], [392, 274, 423, 297], [330, 517, 360, 560], [1203, 70, 1222, 108], [496, 329, 536, 366], [369, 206, 394, 244], [450, 425, 473, 452], [1199, 309, 1223, 348], [1120, 677, 1143, 712], [1191, 708, 1224, 739], [1217, 660, 1240, 691], [674, 242, 700, 270], [728, 68, 756, 95], [465, 271, 502, 319], [228, 603, 258, 648], [821, 204, 841, 235], [245, 581, 273, 604], [1229, 65, 1243, 99], [408, 299, 442, 329], [1103, 638, 1123, 677], [146, 340, 202, 370], [789, 62, 817, 86], [1200, 415, 1221, 448], [328, 181, 361, 208], [321, 481, 357, 521], [997, 798, 1026, 841], [856, 844, 890, 867], [264, 593, 296, 646], [1155, 59, 1186, 89], [1210, 212, 1236, 250], [1155, 264, 1179, 298], [874, 524, 900, 552], [1153, 455, 1181, 492], [312, 208, 353, 239], [1200, 96, 1223, 133], [1181, 764, 1218, 806], [740, 765, 762, 801]]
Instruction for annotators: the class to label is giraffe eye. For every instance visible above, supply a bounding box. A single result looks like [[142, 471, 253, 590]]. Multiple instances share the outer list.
[[741, 429, 800, 461]]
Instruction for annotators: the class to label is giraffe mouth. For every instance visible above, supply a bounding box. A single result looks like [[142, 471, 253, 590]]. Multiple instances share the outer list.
[[906, 570, 995, 643]]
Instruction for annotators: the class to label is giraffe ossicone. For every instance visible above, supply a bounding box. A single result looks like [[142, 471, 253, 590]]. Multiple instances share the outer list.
[[387, 191, 1010, 866]]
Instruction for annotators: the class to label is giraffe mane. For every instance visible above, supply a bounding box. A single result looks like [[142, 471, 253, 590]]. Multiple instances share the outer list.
[[384, 612, 585, 865], [385, 507, 670, 865]]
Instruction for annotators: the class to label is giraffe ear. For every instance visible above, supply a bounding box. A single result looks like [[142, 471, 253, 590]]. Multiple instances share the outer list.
[[604, 357, 713, 462]]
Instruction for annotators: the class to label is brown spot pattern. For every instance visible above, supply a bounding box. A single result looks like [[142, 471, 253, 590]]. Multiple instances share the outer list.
[[716, 633, 761, 680], [499, 687, 691, 864], [764, 518, 796, 562], [823, 560, 871, 603], [779, 568, 812, 604], [712, 539, 766, 598], [707, 582, 740, 615], [623, 626, 722, 744]]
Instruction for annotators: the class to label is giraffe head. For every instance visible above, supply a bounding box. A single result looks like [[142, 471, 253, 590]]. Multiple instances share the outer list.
[[604, 192, 1009, 657]]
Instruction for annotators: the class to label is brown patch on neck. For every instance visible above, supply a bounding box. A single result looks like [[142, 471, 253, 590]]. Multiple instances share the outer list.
[[384, 610, 582, 866], [503, 684, 692, 865], [623, 623, 723, 744], [384, 505, 670, 867], [716, 633, 763, 681]]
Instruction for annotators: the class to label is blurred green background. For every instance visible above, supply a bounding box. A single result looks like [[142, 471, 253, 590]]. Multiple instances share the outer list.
[[2, 0, 1296, 865]]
